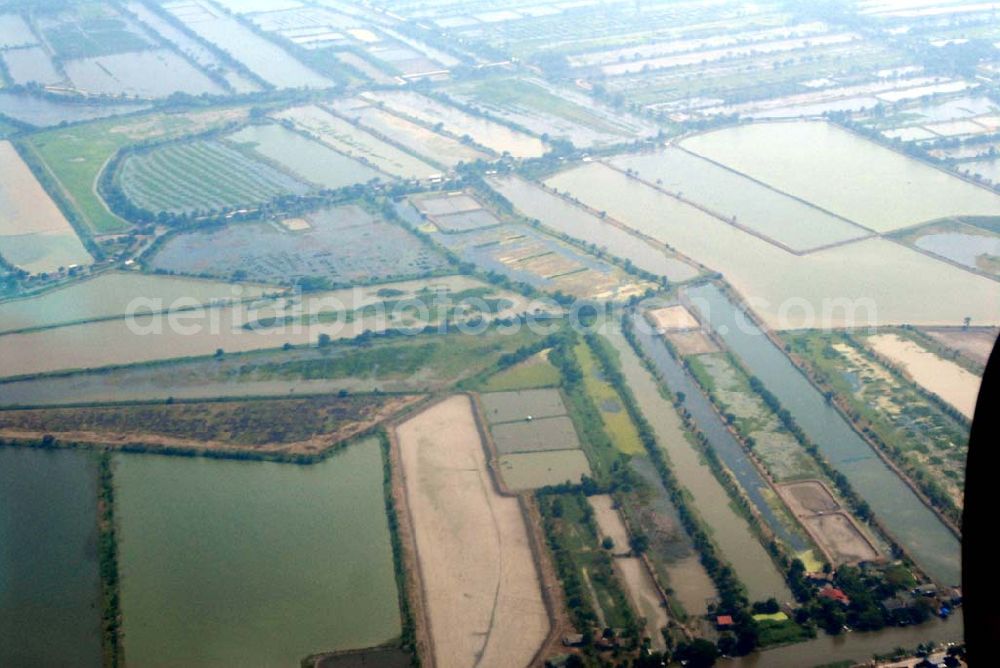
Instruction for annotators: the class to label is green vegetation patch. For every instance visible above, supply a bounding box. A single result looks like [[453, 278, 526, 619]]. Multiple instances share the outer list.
[[479, 350, 560, 391], [538, 491, 639, 634], [575, 341, 644, 455], [783, 330, 969, 523]]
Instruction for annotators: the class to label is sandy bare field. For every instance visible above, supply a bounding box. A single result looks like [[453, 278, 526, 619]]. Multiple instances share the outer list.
[[396, 395, 549, 668], [589, 495, 667, 649], [778, 480, 879, 566], [665, 329, 719, 355], [867, 333, 981, 418], [648, 305, 700, 331], [920, 327, 998, 367], [590, 495, 631, 555], [803, 513, 880, 564], [780, 480, 841, 515]]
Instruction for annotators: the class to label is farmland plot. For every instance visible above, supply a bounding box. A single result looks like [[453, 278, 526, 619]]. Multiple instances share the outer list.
[[227, 123, 383, 189], [0, 276, 520, 377], [148, 204, 448, 285], [117, 139, 310, 214], [360, 90, 547, 158], [64, 50, 224, 98], [0, 141, 91, 274], [275, 104, 438, 178], [498, 450, 593, 491], [865, 333, 981, 419], [124, 1, 261, 94], [0, 271, 266, 334], [37, 7, 154, 59], [681, 121, 1000, 232], [396, 395, 550, 668], [328, 98, 487, 167], [0, 13, 36, 48]]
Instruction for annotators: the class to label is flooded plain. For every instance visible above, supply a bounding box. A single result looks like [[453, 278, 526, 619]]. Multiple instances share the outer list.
[[681, 121, 1000, 232], [546, 162, 1000, 329]]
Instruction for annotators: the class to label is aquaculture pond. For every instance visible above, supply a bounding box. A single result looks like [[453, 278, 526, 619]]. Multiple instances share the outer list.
[[686, 283, 963, 587], [0, 446, 103, 667], [115, 438, 400, 666]]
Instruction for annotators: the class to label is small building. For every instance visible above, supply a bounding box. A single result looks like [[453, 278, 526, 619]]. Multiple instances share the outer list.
[[561, 634, 585, 648], [819, 586, 851, 606], [914, 584, 939, 597], [716, 614, 735, 629]]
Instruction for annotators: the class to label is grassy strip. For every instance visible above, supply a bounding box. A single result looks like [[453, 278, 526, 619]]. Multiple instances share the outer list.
[[537, 491, 640, 640], [377, 431, 419, 666], [97, 451, 121, 668]]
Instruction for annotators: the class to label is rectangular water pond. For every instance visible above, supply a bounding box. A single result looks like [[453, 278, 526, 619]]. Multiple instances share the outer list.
[[115, 438, 401, 666], [0, 446, 103, 667]]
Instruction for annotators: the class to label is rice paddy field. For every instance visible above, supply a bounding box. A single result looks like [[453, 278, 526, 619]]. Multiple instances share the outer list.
[[610, 148, 871, 253], [275, 104, 439, 179], [396, 395, 550, 667], [864, 332, 982, 419], [575, 341, 644, 455], [226, 123, 384, 189], [429, 222, 652, 301], [0, 276, 518, 378], [487, 174, 699, 281], [328, 98, 488, 167], [681, 121, 1000, 232], [0, 141, 91, 274], [498, 449, 593, 491], [444, 76, 658, 148], [546, 161, 1000, 329], [117, 138, 310, 215], [148, 204, 449, 285], [2, 47, 62, 86]]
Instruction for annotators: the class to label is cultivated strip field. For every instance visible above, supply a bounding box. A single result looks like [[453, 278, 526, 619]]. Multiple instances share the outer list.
[[396, 395, 549, 667], [360, 90, 548, 158], [487, 174, 699, 281], [275, 104, 439, 179]]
